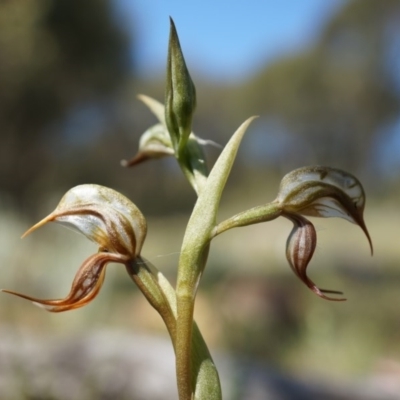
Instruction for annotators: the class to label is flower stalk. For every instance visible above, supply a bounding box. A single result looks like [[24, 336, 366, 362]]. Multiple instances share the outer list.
[[175, 117, 256, 399]]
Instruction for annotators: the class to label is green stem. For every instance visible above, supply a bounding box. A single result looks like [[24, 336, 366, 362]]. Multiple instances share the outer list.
[[125, 257, 177, 344], [177, 145, 208, 195], [176, 243, 210, 400], [173, 202, 280, 399], [126, 256, 221, 400], [212, 201, 282, 238], [174, 118, 256, 399], [176, 295, 195, 400], [178, 154, 199, 194]]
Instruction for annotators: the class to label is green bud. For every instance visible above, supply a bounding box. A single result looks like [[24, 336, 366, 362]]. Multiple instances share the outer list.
[[165, 17, 196, 153]]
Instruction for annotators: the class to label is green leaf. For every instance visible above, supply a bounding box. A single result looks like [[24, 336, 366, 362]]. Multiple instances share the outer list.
[[178, 116, 257, 296]]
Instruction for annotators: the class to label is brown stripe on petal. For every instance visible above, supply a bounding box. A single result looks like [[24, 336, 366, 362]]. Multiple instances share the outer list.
[[284, 213, 346, 302], [285, 214, 316, 279], [1, 252, 129, 312], [277, 166, 373, 256], [54, 206, 138, 257], [107, 213, 137, 257]]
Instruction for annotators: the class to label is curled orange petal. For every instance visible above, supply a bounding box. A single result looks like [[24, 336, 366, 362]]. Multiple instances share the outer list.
[[2, 252, 129, 312]]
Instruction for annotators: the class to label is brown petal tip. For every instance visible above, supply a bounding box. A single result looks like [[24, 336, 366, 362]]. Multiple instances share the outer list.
[[21, 214, 54, 239], [361, 223, 373, 256], [1, 252, 120, 312], [314, 287, 347, 302], [1, 289, 64, 312], [120, 152, 151, 168]]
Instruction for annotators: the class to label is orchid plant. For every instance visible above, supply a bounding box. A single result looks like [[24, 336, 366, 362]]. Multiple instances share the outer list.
[[3, 19, 372, 400]]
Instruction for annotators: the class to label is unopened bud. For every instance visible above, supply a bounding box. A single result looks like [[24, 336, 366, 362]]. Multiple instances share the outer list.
[[165, 17, 196, 152]]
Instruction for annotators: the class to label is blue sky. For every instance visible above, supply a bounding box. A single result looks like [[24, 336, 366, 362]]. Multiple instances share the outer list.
[[116, 0, 346, 82]]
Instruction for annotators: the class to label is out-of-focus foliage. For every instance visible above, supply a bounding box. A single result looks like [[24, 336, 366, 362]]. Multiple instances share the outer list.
[[1, 0, 399, 213], [230, 0, 400, 178], [0, 0, 131, 209]]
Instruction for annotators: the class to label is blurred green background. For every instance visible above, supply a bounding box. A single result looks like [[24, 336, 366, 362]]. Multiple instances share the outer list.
[[1, 0, 400, 399]]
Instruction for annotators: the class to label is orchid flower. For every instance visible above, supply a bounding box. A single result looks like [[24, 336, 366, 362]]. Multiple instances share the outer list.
[[277, 166, 372, 300], [2, 184, 147, 312], [214, 166, 372, 301]]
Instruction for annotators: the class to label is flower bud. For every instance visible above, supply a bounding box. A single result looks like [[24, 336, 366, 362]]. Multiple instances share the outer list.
[[165, 17, 196, 152]]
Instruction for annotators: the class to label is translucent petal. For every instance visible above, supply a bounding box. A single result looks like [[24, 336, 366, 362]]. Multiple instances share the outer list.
[[277, 166, 372, 253], [121, 123, 174, 167], [23, 185, 147, 257], [279, 166, 365, 210], [137, 94, 166, 125]]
